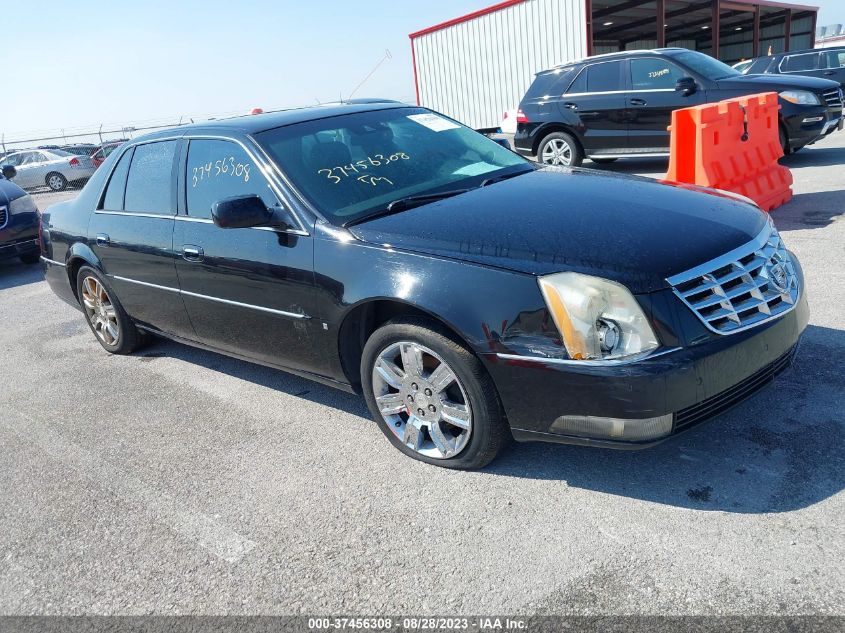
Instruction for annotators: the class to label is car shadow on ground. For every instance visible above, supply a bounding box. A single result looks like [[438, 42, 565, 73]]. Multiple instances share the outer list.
[[772, 190, 845, 231], [0, 259, 44, 290], [140, 322, 843, 515], [781, 144, 845, 168]]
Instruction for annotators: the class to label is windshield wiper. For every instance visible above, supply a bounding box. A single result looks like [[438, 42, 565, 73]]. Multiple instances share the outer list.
[[479, 168, 532, 188], [344, 189, 469, 227]]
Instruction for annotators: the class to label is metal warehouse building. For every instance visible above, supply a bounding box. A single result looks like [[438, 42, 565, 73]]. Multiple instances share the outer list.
[[410, 0, 819, 129]]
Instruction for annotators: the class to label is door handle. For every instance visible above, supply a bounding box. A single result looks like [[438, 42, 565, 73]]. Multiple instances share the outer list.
[[629, 98, 648, 106], [96, 233, 110, 247], [563, 102, 578, 110], [823, 71, 836, 76], [182, 245, 204, 262]]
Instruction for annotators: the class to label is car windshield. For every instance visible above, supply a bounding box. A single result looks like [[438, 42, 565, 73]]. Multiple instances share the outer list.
[[255, 107, 531, 226], [669, 50, 741, 80]]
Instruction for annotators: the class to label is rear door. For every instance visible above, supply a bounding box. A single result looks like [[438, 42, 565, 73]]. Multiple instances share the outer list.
[[88, 140, 194, 337], [173, 136, 320, 374], [625, 57, 707, 152], [819, 49, 845, 88], [559, 60, 628, 154]]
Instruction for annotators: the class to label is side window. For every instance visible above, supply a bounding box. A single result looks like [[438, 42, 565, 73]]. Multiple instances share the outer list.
[[630, 58, 687, 90], [3, 153, 25, 166], [101, 148, 134, 210], [185, 139, 277, 220], [566, 67, 587, 94], [123, 141, 177, 214], [585, 61, 623, 93], [822, 51, 845, 69], [782, 53, 820, 72]]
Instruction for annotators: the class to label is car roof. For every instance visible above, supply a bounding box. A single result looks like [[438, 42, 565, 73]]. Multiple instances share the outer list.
[[129, 100, 410, 143], [542, 47, 691, 74]]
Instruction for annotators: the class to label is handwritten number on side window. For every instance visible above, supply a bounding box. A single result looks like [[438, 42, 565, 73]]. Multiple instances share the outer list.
[[193, 156, 251, 187]]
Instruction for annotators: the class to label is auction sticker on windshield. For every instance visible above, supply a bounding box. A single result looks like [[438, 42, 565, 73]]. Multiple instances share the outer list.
[[407, 113, 460, 132]]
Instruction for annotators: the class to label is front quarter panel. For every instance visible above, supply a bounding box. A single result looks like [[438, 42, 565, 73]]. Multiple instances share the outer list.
[[312, 223, 560, 382]]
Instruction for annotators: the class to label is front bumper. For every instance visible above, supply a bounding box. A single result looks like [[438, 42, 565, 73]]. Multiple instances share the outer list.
[[484, 287, 809, 449], [0, 211, 39, 260], [783, 104, 842, 147]]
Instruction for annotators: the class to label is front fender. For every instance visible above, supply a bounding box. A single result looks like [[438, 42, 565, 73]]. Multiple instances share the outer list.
[[313, 225, 561, 361]]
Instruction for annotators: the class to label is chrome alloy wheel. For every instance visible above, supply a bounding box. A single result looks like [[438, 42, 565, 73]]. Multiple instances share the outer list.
[[372, 341, 472, 459], [541, 138, 573, 166], [81, 276, 120, 346], [48, 174, 65, 190]]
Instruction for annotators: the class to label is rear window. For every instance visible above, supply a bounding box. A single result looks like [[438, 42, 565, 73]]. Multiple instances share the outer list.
[[123, 141, 177, 214], [101, 148, 133, 210], [523, 67, 576, 100]]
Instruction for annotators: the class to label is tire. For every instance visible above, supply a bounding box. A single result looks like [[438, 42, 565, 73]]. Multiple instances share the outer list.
[[19, 251, 41, 265], [361, 317, 509, 469], [779, 126, 791, 156], [590, 157, 618, 164], [537, 131, 584, 167], [75, 265, 142, 354], [46, 172, 68, 191]]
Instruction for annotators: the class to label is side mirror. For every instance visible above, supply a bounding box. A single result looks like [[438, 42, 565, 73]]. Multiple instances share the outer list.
[[675, 77, 697, 96], [491, 137, 512, 150], [1, 165, 16, 180], [211, 194, 294, 230]]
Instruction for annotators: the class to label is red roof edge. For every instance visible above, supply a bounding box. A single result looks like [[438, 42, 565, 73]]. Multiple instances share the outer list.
[[409, 0, 528, 39]]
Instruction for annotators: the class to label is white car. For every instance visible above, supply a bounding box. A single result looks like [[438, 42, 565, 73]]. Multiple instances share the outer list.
[[499, 108, 520, 134], [0, 149, 95, 191]]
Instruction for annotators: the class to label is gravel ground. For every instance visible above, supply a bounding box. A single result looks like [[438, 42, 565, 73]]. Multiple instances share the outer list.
[[1, 133, 843, 616]]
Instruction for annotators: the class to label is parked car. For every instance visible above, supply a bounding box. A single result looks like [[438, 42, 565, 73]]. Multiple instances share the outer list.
[[0, 165, 41, 265], [60, 143, 98, 156], [0, 148, 96, 191], [515, 48, 844, 166], [737, 47, 845, 90], [499, 108, 519, 134], [40, 102, 807, 469], [90, 141, 125, 169]]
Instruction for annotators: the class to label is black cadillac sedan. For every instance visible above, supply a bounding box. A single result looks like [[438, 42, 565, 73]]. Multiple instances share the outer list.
[[40, 101, 808, 469]]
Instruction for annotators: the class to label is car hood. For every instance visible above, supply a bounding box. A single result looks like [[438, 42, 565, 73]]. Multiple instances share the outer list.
[[347, 168, 768, 294], [718, 73, 840, 92], [0, 179, 26, 207]]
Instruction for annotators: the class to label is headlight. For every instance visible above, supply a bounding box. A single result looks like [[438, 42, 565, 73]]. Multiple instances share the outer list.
[[779, 90, 822, 106], [9, 194, 37, 215], [538, 272, 659, 361]]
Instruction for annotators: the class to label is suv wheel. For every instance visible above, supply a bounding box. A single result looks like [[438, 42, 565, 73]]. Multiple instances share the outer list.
[[361, 318, 508, 469], [537, 131, 583, 167]]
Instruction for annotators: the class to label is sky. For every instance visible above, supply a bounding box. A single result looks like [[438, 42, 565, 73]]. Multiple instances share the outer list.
[[2, 0, 844, 146]]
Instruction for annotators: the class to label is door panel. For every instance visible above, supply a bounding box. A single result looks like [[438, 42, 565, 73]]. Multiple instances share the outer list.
[[625, 58, 707, 151], [89, 140, 193, 337], [561, 61, 628, 153], [174, 138, 320, 373]]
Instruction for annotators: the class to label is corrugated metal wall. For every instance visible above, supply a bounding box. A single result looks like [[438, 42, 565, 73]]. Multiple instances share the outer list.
[[412, 0, 587, 130]]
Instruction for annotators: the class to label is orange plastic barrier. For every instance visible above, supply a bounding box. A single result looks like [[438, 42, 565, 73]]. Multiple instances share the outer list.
[[665, 92, 792, 212]]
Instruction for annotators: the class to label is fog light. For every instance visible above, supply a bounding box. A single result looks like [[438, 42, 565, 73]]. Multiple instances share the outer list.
[[551, 413, 673, 441], [802, 116, 824, 123]]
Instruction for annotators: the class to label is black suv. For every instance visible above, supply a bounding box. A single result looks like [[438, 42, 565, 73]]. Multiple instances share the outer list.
[[514, 48, 844, 167], [739, 47, 845, 90]]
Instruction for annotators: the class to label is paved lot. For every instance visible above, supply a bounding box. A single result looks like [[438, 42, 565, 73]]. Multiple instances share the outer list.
[[1, 134, 843, 616]]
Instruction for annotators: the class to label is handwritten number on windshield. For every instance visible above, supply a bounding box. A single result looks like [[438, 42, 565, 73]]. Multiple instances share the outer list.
[[318, 151, 409, 185]]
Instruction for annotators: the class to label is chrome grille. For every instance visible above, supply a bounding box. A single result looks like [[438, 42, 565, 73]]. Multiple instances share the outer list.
[[667, 223, 800, 335], [823, 88, 843, 110], [0, 205, 7, 229]]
